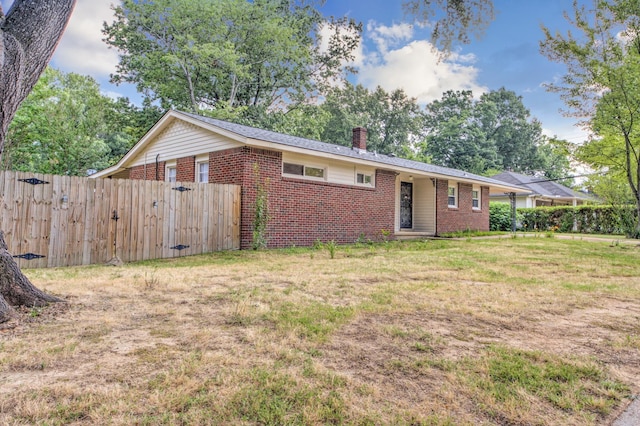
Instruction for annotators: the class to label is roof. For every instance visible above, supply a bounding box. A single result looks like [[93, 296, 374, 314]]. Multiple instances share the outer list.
[[94, 110, 528, 193], [490, 171, 593, 200]]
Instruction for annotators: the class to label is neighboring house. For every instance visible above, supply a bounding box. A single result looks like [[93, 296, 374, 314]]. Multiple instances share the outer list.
[[93, 110, 526, 249], [490, 171, 594, 208]]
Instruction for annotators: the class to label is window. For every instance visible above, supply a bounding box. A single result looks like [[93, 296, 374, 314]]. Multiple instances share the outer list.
[[283, 162, 325, 179], [197, 162, 209, 183], [448, 184, 457, 208], [167, 167, 176, 182], [356, 172, 373, 185], [472, 186, 481, 209], [283, 162, 303, 176], [304, 166, 324, 178]]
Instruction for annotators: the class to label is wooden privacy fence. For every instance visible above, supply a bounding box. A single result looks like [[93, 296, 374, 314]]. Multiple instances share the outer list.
[[0, 171, 241, 268]]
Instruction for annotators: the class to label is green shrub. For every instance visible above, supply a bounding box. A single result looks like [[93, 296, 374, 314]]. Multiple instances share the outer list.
[[519, 205, 638, 236], [489, 202, 522, 231]]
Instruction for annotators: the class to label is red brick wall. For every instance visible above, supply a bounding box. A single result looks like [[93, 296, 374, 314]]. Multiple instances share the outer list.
[[129, 146, 491, 247], [209, 148, 246, 185], [129, 161, 166, 181], [435, 179, 489, 234], [209, 146, 396, 249], [176, 156, 195, 182]]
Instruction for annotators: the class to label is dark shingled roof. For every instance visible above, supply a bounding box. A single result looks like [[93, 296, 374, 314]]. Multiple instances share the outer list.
[[490, 171, 594, 200], [180, 111, 524, 190]]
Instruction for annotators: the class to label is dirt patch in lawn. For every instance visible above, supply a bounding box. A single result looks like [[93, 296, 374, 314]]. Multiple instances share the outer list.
[[320, 296, 640, 424]]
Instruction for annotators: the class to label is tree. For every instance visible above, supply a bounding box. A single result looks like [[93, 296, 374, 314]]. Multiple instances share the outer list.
[[536, 136, 573, 182], [3, 67, 162, 176], [421, 88, 572, 177], [0, 0, 76, 322], [3, 67, 164, 177], [477, 88, 544, 174], [422, 90, 492, 174], [103, 0, 361, 114], [540, 0, 640, 236], [319, 83, 425, 157], [402, 0, 495, 52], [4, 67, 111, 175]]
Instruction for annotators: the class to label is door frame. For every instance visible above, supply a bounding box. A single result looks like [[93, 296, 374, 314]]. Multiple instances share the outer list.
[[400, 181, 413, 229]]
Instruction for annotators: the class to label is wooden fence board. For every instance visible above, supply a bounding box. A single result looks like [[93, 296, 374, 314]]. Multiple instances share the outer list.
[[0, 171, 240, 268]]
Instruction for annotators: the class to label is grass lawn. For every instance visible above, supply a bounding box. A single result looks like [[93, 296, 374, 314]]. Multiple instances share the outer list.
[[1, 237, 639, 425]]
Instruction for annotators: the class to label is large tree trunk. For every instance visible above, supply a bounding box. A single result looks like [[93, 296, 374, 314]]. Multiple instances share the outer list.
[[0, 232, 63, 321], [0, 1, 76, 322]]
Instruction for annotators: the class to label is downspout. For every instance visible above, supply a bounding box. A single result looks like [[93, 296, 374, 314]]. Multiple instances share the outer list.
[[434, 178, 438, 236], [155, 154, 160, 181], [143, 153, 147, 180]]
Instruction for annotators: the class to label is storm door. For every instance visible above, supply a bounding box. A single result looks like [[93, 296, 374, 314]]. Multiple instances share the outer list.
[[400, 181, 413, 229]]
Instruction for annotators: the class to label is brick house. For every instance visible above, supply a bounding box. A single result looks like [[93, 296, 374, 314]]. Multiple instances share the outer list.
[[93, 110, 525, 249]]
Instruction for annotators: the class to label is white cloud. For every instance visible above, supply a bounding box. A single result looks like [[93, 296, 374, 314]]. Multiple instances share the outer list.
[[367, 21, 414, 53], [51, 0, 119, 77], [356, 23, 487, 104]]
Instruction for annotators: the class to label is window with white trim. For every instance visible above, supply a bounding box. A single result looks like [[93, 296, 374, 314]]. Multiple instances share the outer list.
[[197, 162, 209, 183], [356, 172, 373, 186], [283, 162, 325, 180], [448, 183, 457, 208], [472, 185, 481, 209], [167, 166, 176, 182]]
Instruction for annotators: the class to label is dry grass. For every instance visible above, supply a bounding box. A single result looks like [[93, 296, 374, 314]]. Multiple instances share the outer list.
[[1, 237, 639, 425]]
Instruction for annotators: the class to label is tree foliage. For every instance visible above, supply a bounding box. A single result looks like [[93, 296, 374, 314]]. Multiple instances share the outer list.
[[103, 0, 361, 114], [422, 90, 490, 174], [421, 88, 570, 176], [3, 67, 162, 175], [318, 83, 425, 157], [540, 0, 640, 235]]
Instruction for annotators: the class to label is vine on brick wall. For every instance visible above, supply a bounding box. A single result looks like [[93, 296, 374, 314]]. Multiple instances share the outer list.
[[252, 163, 270, 250]]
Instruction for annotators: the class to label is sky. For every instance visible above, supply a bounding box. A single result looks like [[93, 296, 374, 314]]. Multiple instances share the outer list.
[[1, 0, 590, 144]]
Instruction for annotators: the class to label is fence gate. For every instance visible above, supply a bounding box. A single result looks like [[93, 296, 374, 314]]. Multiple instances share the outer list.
[[0, 171, 241, 268]]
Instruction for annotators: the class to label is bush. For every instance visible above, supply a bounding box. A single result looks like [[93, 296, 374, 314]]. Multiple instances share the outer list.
[[519, 205, 638, 236], [490, 202, 522, 231]]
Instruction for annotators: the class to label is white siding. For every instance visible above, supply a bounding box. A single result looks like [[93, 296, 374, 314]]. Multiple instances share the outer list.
[[129, 120, 242, 167], [491, 196, 529, 208], [413, 178, 436, 233], [282, 152, 375, 186]]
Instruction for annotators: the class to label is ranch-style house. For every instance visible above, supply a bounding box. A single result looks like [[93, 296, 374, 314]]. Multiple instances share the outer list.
[[93, 110, 526, 249]]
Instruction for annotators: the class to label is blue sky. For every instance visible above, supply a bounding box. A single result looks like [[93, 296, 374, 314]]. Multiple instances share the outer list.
[[2, 0, 588, 143]]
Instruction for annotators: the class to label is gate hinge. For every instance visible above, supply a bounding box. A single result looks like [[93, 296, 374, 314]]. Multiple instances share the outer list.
[[14, 253, 46, 260], [172, 186, 191, 192], [19, 177, 49, 185]]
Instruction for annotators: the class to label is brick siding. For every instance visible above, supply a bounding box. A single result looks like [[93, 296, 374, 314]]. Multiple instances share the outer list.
[[176, 156, 195, 182], [129, 146, 491, 248], [435, 179, 489, 234], [208, 146, 395, 249], [129, 161, 166, 181]]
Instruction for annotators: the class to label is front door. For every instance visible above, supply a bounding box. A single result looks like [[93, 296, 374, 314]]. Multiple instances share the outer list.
[[400, 181, 413, 229]]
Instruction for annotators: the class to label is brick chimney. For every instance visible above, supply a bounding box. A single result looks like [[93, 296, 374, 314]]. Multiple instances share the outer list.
[[352, 127, 367, 152]]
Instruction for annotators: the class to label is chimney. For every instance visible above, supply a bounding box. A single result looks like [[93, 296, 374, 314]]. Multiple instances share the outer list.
[[352, 127, 367, 152]]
